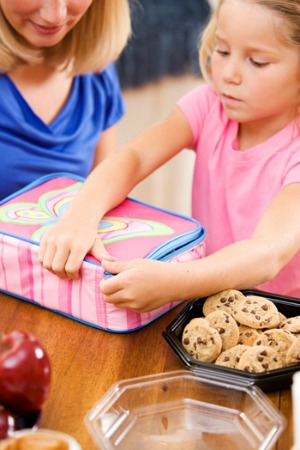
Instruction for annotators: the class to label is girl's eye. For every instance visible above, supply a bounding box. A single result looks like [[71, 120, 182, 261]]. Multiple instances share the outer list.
[[215, 49, 229, 57], [250, 58, 269, 67]]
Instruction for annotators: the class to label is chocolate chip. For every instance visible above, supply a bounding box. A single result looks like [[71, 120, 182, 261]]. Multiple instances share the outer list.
[[218, 328, 225, 334], [183, 338, 190, 345]]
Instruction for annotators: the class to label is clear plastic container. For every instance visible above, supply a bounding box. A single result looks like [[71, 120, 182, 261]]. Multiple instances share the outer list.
[[84, 370, 286, 450]]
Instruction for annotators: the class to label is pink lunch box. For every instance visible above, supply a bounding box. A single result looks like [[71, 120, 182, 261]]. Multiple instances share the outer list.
[[0, 173, 206, 332]]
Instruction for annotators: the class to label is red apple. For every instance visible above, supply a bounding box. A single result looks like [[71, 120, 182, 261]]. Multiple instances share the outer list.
[[0, 330, 51, 414], [0, 406, 17, 439]]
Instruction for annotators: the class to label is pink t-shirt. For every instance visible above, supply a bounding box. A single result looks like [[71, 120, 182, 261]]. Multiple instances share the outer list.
[[178, 84, 300, 298]]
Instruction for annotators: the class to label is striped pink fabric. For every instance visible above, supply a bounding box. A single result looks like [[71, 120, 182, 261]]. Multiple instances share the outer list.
[[0, 234, 205, 331]]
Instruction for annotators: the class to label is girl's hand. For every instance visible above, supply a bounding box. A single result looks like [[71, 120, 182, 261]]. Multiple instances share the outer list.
[[38, 220, 115, 280], [100, 259, 184, 313]]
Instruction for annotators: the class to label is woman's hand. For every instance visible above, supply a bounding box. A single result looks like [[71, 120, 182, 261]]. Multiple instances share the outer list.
[[38, 218, 114, 280], [100, 259, 186, 312]]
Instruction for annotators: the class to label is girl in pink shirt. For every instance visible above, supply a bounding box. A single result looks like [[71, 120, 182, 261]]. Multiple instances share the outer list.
[[39, 0, 300, 311]]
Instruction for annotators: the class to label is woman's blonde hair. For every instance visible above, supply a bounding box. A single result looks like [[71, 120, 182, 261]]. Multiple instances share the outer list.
[[0, 0, 131, 75], [199, 0, 300, 81]]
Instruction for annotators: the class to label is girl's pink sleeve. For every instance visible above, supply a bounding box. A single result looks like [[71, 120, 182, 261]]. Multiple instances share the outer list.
[[177, 84, 218, 149], [282, 146, 300, 187]]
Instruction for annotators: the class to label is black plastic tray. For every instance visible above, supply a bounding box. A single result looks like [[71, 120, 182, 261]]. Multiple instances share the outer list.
[[163, 289, 300, 392]]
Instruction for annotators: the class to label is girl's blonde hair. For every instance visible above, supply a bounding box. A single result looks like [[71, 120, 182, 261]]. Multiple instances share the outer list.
[[199, 0, 300, 81], [0, 0, 131, 75]]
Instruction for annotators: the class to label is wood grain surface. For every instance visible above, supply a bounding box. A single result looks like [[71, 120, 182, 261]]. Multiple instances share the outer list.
[[0, 292, 294, 450]]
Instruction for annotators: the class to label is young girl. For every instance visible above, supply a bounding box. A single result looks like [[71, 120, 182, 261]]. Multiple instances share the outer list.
[[39, 0, 300, 313], [0, 0, 131, 199]]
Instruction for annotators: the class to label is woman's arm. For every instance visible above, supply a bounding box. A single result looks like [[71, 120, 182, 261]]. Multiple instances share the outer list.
[[38, 106, 194, 278], [100, 183, 300, 312], [92, 125, 119, 168]]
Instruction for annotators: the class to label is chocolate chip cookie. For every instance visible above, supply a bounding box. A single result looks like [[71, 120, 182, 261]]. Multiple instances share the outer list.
[[233, 295, 280, 329], [254, 329, 296, 365], [238, 325, 262, 346], [182, 317, 222, 363], [205, 310, 239, 350], [237, 345, 283, 373], [202, 289, 246, 317], [215, 344, 249, 369], [286, 336, 300, 366], [280, 316, 300, 334]]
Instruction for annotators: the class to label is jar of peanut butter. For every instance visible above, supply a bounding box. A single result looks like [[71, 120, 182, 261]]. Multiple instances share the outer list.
[[0, 429, 81, 450]]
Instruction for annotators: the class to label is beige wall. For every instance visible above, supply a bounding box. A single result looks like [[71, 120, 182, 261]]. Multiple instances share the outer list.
[[208, 0, 218, 9], [118, 74, 202, 216]]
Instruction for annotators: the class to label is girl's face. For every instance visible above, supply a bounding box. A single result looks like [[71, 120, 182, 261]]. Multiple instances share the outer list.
[[0, 0, 93, 48], [211, 0, 300, 133]]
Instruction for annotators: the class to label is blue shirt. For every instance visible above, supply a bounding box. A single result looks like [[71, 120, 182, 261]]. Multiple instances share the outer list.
[[0, 64, 124, 200]]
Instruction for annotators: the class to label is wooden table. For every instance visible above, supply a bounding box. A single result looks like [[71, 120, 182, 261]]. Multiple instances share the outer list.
[[0, 292, 294, 450]]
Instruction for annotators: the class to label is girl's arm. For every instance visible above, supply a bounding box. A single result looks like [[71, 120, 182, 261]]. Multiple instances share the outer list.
[[38, 106, 194, 279], [100, 182, 300, 312], [185, 182, 300, 296]]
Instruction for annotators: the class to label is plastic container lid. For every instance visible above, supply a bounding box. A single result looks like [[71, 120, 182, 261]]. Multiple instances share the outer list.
[[85, 370, 286, 450]]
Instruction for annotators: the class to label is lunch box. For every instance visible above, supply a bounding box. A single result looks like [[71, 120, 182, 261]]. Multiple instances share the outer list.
[[0, 173, 206, 332]]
